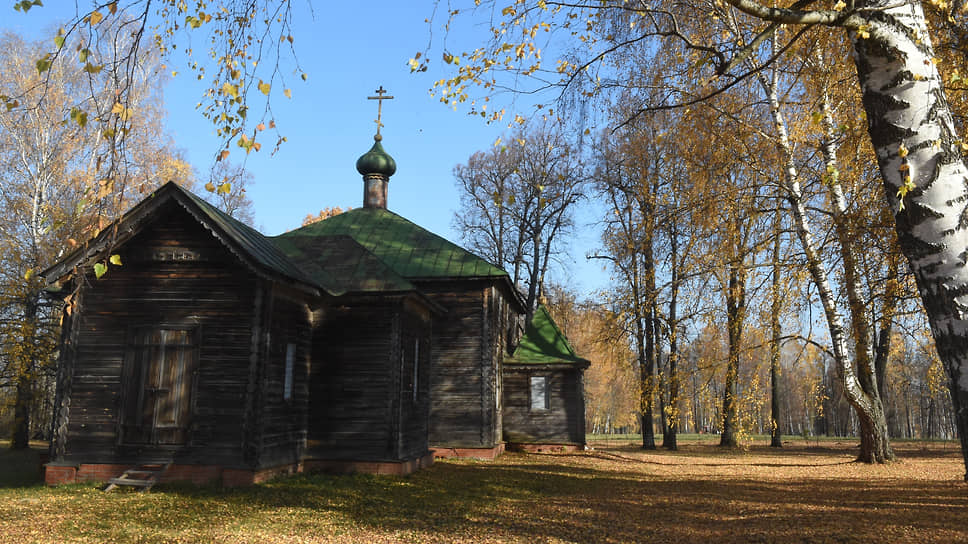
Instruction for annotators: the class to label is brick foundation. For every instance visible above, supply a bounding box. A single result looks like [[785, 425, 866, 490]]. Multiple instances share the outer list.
[[431, 443, 505, 460], [44, 464, 78, 485], [506, 443, 583, 454], [44, 462, 305, 487], [44, 454, 431, 486], [303, 451, 434, 475]]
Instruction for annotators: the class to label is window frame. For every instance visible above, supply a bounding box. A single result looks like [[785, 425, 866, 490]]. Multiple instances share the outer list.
[[283, 342, 296, 403], [529, 375, 550, 411]]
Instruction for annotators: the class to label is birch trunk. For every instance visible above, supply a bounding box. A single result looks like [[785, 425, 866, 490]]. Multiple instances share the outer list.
[[761, 61, 893, 462], [850, 0, 968, 477]]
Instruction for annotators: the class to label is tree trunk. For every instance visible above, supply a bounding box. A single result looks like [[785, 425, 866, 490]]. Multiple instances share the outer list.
[[664, 229, 681, 450], [846, 0, 968, 469], [639, 315, 657, 450], [720, 260, 745, 448], [10, 293, 39, 450], [770, 211, 783, 448], [759, 57, 894, 462], [11, 375, 31, 450]]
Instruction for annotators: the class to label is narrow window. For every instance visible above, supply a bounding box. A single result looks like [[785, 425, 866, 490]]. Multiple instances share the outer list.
[[530, 376, 549, 411], [412, 338, 419, 402], [284, 342, 295, 402]]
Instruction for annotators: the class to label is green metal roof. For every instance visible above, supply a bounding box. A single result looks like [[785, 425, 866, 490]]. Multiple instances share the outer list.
[[506, 306, 590, 366], [271, 234, 414, 294], [273, 207, 508, 280]]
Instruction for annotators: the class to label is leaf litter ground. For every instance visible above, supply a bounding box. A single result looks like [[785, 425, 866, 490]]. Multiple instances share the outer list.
[[0, 439, 965, 543]]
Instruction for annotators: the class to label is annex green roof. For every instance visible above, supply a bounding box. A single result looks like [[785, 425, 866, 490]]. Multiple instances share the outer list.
[[273, 207, 508, 280], [506, 306, 590, 366]]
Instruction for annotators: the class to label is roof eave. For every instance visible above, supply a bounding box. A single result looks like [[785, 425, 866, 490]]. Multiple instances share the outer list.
[[505, 359, 591, 370], [41, 183, 324, 298]]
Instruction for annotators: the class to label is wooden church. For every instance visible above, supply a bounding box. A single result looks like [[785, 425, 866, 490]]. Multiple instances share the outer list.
[[41, 114, 588, 486]]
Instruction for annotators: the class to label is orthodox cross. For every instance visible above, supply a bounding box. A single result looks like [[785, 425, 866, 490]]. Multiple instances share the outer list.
[[367, 86, 394, 139]]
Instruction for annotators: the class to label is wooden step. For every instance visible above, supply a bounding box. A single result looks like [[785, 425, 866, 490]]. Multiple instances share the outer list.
[[107, 477, 154, 486], [103, 462, 170, 492]]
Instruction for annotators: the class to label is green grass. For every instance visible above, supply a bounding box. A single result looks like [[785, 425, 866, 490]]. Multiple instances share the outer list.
[[0, 442, 46, 488]]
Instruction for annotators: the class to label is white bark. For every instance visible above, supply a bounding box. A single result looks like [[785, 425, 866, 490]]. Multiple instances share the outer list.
[[850, 0, 968, 476]]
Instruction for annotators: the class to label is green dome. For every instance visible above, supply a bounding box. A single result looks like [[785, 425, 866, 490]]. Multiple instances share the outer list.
[[356, 138, 396, 177]]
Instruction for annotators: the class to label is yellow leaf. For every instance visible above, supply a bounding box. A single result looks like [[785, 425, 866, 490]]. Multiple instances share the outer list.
[[204, 182, 216, 192], [111, 102, 125, 114], [24, 268, 34, 281], [222, 82, 239, 99], [93, 262, 107, 279], [258, 80, 271, 95], [217, 182, 232, 195], [89, 11, 104, 25], [284, 88, 292, 99], [109, 254, 122, 266], [218, 150, 230, 161]]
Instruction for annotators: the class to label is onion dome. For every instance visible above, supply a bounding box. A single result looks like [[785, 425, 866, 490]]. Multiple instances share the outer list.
[[356, 135, 396, 178]]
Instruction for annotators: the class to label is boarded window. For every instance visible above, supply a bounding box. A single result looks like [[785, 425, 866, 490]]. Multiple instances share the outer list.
[[121, 328, 196, 445], [403, 335, 418, 402], [530, 376, 549, 411], [284, 343, 295, 402], [412, 339, 419, 402]]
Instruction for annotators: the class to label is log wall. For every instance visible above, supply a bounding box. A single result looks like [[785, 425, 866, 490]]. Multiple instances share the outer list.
[[420, 280, 515, 449], [502, 367, 586, 446], [308, 297, 431, 462]]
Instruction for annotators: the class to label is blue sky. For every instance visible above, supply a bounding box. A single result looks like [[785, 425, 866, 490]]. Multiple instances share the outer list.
[[4, 1, 609, 298]]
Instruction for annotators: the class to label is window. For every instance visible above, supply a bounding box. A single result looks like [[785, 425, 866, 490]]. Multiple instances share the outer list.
[[530, 376, 549, 411], [284, 342, 295, 402], [412, 339, 419, 402]]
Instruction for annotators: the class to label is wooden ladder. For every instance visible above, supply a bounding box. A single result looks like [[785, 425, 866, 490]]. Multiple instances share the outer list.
[[104, 463, 171, 492]]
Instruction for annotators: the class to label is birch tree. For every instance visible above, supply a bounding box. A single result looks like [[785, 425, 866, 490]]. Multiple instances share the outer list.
[[0, 33, 190, 448]]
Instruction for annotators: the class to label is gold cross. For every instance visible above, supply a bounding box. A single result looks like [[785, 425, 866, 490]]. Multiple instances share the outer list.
[[367, 86, 394, 139]]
